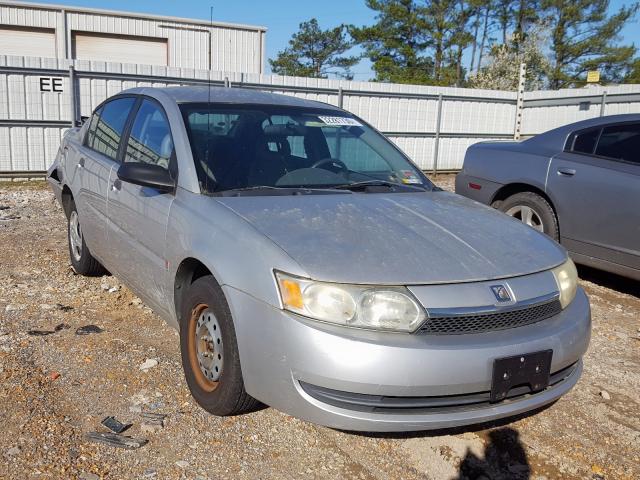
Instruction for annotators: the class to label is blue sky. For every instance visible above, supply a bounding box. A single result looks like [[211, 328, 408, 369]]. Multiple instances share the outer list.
[[21, 0, 640, 79]]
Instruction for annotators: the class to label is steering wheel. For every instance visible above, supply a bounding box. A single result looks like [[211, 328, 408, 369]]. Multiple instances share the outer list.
[[310, 158, 348, 174]]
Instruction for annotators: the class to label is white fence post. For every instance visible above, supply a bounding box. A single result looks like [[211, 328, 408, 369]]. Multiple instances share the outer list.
[[432, 93, 443, 176], [513, 62, 526, 140]]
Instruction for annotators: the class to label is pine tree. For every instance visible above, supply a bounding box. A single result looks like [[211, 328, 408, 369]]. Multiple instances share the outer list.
[[269, 19, 359, 79], [352, 0, 434, 84], [543, 0, 638, 88]]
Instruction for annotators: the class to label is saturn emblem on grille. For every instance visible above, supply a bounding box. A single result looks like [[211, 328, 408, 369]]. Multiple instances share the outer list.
[[491, 285, 512, 302]]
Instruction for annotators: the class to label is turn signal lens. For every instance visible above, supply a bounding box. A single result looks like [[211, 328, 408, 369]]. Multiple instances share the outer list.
[[278, 278, 304, 310], [551, 258, 578, 309]]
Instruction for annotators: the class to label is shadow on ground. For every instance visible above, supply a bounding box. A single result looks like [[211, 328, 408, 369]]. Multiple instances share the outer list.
[[577, 265, 639, 298], [454, 427, 530, 480]]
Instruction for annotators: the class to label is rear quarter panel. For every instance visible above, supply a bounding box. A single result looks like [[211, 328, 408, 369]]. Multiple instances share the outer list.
[[458, 142, 552, 203]]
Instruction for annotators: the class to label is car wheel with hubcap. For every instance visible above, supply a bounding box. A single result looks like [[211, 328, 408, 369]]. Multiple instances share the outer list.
[[179, 275, 260, 416], [498, 192, 559, 241], [67, 199, 104, 276]]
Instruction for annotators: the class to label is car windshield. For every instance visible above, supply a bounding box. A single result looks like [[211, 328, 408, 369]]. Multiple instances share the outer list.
[[180, 103, 433, 194]]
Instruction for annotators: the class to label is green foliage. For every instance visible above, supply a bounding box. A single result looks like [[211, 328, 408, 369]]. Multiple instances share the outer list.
[[542, 0, 638, 88], [625, 58, 640, 83], [269, 19, 359, 79], [270, 0, 639, 90], [351, 0, 434, 84]]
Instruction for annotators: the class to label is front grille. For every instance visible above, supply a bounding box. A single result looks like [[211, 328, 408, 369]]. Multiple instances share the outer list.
[[419, 299, 562, 335], [300, 362, 579, 414]]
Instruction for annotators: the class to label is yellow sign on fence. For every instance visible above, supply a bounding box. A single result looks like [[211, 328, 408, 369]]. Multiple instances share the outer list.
[[587, 71, 600, 83]]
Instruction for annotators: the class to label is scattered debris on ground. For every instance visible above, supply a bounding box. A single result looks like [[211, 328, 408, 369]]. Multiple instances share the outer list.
[[0, 178, 638, 479]]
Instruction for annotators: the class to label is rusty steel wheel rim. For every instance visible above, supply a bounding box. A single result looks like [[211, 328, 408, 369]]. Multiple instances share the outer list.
[[187, 303, 223, 392]]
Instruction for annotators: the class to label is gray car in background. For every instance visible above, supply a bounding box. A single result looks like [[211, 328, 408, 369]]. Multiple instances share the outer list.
[[48, 86, 590, 431], [456, 114, 640, 281]]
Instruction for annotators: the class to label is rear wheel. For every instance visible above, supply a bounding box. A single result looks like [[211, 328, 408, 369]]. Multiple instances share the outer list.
[[497, 192, 559, 241], [67, 200, 104, 276], [179, 275, 259, 416]]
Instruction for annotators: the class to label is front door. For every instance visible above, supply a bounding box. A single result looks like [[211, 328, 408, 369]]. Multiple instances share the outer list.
[[548, 122, 640, 270], [106, 98, 177, 312]]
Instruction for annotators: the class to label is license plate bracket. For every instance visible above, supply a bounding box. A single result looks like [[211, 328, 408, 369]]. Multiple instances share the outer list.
[[490, 350, 552, 403]]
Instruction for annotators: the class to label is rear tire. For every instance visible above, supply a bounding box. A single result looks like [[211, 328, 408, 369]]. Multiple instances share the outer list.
[[498, 192, 559, 241], [67, 200, 104, 276], [179, 275, 260, 416]]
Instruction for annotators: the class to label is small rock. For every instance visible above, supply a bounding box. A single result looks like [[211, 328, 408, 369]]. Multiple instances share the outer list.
[[49, 371, 61, 381], [141, 422, 162, 434], [108, 286, 119, 293], [139, 359, 158, 371], [6, 446, 21, 456], [142, 468, 157, 478], [175, 460, 189, 469], [599, 390, 611, 401], [39, 304, 54, 310], [79, 473, 99, 480], [101, 283, 110, 291]]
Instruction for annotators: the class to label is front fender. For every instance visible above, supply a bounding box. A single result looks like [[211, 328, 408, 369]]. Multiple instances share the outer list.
[[164, 188, 308, 328]]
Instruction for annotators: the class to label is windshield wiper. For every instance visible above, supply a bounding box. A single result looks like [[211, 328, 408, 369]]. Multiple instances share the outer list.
[[214, 185, 348, 197], [333, 180, 428, 192]]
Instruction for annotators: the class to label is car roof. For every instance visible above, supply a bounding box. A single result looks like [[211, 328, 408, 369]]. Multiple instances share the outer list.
[[523, 113, 640, 152], [121, 86, 343, 111]]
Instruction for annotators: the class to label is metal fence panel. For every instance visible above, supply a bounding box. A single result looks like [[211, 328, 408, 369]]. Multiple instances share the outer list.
[[8, 55, 638, 176]]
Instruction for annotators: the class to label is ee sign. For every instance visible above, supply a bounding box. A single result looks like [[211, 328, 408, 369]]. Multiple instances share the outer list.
[[39, 77, 64, 93]]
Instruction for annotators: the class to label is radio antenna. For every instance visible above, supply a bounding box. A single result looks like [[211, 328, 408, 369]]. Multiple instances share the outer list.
[[205, 5, 213, 193]]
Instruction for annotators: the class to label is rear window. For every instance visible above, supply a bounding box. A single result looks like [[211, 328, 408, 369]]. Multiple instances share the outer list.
[[569, 128, 600, 154]]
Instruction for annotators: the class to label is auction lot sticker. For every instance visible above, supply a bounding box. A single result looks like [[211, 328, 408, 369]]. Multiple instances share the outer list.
[[318, 116, 363, 127]]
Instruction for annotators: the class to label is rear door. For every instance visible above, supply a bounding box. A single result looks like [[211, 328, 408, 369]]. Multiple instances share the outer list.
[[72, 97, 136, 263], [106, 98, 177, 312], [548, 122, 640, 269]]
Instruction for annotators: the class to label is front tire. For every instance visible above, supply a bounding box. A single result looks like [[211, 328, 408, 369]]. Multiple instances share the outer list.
[[497, 192, 559, 241], [67, 200, 104, 276], [179, 275, 259, 416]]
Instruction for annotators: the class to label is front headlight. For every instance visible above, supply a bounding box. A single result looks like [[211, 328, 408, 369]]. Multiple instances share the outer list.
[[275, 271, 425, 332], [551, 258, 578, 309]]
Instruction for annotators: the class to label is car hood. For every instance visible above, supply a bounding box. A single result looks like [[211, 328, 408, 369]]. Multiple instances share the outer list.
[[217, 191, 567, 285]]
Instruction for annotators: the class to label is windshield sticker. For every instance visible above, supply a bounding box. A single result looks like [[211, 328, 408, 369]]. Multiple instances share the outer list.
[[399, 170, 422, 184], [317, 116, 363, 127]]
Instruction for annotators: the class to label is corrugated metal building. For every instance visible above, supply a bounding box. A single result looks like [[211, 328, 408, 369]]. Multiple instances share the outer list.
[[0, 0, 267, 73]]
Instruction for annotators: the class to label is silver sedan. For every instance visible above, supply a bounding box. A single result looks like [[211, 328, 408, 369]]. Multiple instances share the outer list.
[[48, 86, 590, 432]]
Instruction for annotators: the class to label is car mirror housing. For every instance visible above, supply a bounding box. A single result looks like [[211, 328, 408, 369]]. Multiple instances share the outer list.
[[117, 162, 176, 193]]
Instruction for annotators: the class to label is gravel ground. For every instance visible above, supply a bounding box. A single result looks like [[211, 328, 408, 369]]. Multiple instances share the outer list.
[[0, 176, 638, 480]]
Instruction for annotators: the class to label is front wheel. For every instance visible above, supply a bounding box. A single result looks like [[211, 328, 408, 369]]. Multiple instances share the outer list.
[[497, 192, 559, 241], [179, 275, 260, 416]]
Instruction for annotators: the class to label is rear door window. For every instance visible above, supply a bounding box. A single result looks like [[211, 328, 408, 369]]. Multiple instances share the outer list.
[[90, 97, 136, 161], [594, 123, 640, 163]]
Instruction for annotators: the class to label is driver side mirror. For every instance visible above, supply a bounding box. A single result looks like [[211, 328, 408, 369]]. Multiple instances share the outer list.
[[117, 162, 176, 193]]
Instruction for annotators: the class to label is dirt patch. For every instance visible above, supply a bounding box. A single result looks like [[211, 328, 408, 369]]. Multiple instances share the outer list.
[[0, 181, 638, 479]]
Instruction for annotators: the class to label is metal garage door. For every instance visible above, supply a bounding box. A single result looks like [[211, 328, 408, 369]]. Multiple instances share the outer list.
[[0, 26, 56, 58], [72, 32, 168, 65]]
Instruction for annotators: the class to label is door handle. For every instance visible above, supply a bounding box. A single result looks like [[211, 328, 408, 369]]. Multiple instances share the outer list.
[[111, 179, 122, 192], [77, 157, 85, 168], [557, 167, 576, 176]]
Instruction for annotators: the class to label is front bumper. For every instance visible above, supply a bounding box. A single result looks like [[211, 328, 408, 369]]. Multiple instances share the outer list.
[[226, 286, 591, 432]]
